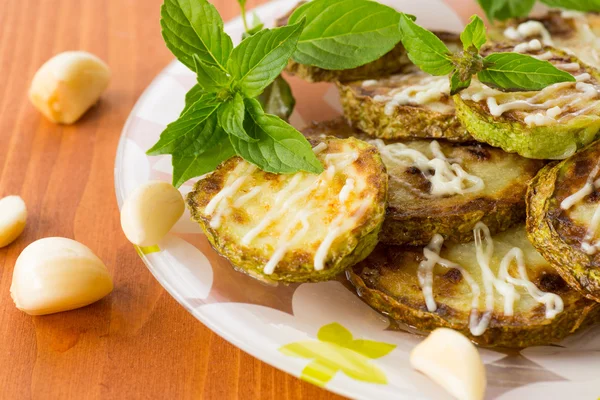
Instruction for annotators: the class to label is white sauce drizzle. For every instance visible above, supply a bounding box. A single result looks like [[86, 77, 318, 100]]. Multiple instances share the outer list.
[[514, 39, 542, 53], [417, 223, 564, 336], [560, 162, 600, 254], [312, 142, 328, 155], [504, 21, 554, 45], [463, 69, 600, 126], [371, 139, 484, 196], [373, 75, 451, 115], [362, 79, 378, 87], [206, 164, 257, 229]]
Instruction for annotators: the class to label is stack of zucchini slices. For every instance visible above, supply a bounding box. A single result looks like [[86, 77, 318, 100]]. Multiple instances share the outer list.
[[186, 7, 600, 348]]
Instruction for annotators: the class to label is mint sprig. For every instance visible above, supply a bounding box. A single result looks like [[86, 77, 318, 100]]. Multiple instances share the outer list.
[[289, 0, 403, 70], [151, 0, 323, 187], [398, 14, 575, 95]]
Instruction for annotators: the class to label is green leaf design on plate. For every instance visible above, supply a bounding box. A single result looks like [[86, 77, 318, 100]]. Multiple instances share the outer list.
[[135, 245, 161, 256], [279, 322, 396, 387]]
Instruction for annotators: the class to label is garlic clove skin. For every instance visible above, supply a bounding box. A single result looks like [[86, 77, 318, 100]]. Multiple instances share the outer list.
[[10, 237, 113, 316], [120, 181, 185, 247], [0, 196, 27, 248], [410, 328, 486, 400], [29, 51, 111, 124]]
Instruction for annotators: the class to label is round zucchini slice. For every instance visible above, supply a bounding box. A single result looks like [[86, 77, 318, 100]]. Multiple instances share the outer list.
[[527, 140, 600, 302], [304, 119, 544, 246], [454, 44, 600, 160], [348, 224, 600, 348], [338, 68, 472, 142], [186, 137, 387, 283]]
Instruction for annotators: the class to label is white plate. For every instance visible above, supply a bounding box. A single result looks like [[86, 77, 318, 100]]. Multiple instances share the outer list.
[[114, 1, 600, 398]]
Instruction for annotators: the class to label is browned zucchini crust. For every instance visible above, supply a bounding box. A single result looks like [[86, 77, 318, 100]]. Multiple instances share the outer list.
[[348, 227, 600, 348], [303, 119, 544, 245], [527, 141, 600, 302], [187, 136, 387, 283], [338, 71, 472, 142]]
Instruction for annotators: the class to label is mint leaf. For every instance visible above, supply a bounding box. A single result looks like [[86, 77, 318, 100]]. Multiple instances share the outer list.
[[461, 16, 487, 52], [218, 92, 257, 142], [398, 13, 454, 76], [161, 0, 233, 71], [147, 93, 219, 156], [477, 0, 536, 22], [540, 0, 600, 11], [172, 116, 235, 187], [478, 53, 575, 91], [194, 54, 230, 92], [289, 0, 403, 70], [231, 98, 323, 174], [181, 84, 204, 116], [450, 71, 471, 95], [258, 75, 296, 120], [228, 20, 305, 98]]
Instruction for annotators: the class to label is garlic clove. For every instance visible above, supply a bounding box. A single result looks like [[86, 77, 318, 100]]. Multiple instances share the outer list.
[[410, 328, 486, 400], [10, 237, 113, 316], [29, 51, 111, 124], [120, 181, 185, 247], [0, 196, 27, 248]]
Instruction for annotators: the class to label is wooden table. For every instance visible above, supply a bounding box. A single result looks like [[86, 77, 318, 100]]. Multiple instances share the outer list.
[[0, 1, 344, 398]]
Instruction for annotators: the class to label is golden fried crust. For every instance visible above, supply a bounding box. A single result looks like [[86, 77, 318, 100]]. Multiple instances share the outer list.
[[304, 119, 544, 245], [337, 75, 472, 142], [187, 137, 387, 283], [348, 227, 600, 348], [527, 141, 600, 302]]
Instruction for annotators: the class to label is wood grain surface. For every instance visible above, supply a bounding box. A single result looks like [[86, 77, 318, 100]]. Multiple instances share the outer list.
[[0, 0, 345, 398]]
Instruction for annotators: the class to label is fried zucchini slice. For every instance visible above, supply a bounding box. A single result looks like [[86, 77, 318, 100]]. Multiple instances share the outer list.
[[488, 11, 600, 69], [348, 224, 600, 348], [338, 68, 472, 142], [303, 119, 543, 246], [454, 44, 600, 160], [275, 3, 459, 83], [527, 141, 600, 302], [186, 137, 387, 283]]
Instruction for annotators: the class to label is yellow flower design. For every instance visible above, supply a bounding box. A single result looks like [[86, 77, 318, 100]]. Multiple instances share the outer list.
[[279, 322, 396, 387]]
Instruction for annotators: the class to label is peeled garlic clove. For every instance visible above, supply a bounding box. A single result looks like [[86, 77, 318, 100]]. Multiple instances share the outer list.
[[410, 328, 486, 400], [0, 196, 27, 248], [29, 51, 111, 124], [10, 237, 113, 316], [120, 181, 185, 247]]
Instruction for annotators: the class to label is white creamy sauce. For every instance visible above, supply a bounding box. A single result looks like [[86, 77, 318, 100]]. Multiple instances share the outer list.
[[371, 139, 484, 196], [362, 79, 378, 87], [206, 164, 257, 229], [417, 223, 564, 336], [204, 148, 367, 275], [514, 39, 543, 53], [372, 75, 452, 115], [463, 68, 600, 126], [560, 162, 600, 255], [418, 234, 482, 314], [504, 21, 554, 45]]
